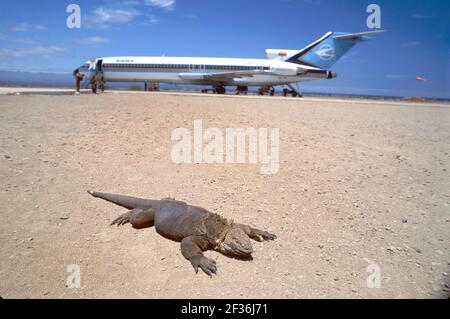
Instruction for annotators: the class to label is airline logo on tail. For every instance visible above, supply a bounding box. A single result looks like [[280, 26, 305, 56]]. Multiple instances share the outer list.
[[286, 30, 385, 69], [314, 44, 335, 61]]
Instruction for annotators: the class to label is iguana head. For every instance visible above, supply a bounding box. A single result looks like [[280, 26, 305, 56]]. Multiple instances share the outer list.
[[217, 227, 253, 258]]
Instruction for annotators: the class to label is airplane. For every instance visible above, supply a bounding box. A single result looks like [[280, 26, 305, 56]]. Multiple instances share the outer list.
[[75, 30, 385, 97]]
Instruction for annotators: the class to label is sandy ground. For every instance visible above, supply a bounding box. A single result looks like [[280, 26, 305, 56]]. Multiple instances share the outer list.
[[0, 90, 449, 299]]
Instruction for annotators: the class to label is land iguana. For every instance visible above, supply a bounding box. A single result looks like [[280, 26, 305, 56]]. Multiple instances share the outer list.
[[88, 191, 277, 276]]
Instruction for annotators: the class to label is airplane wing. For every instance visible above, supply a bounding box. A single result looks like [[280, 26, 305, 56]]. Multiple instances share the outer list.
[[179, 69, 265, 82]]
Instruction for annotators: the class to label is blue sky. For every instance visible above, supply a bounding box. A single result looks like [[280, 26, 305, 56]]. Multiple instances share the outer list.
[[0, 0, 448, 98]]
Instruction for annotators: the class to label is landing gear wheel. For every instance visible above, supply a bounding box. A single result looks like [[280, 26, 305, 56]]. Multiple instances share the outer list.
[[236, 86, 248, 95], [213, 85, 226, 95]]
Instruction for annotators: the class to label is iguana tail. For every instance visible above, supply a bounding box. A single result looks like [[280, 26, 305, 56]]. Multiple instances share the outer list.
[[87, 190, 157, 210]]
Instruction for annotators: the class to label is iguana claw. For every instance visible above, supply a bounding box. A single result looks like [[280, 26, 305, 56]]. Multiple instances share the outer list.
[[190, 255, 217, 277], [111, 212, 132, 226], [249, 229, 277, 242], [262, 232, 277, 241]]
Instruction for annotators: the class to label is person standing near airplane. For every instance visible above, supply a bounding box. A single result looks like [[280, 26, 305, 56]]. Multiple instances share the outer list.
[[73, 69, 85, 94], [90, 74, 97, 94], [98, 73, 106, 93]]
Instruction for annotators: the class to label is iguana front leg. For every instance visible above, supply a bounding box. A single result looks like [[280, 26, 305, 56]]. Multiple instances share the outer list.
[[235, 224, 277, 242], [181, 236, 217, 277], [111, 208, 155, 229]]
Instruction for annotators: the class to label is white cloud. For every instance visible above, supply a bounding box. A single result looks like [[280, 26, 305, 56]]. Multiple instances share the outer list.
[[33, 25, 47, 31], [0, 47, 67, 58], [138, 14, 159, 26], [82, 1, 175, 29], [14, 37, 43, 45], [148, 14, 159, 24], [145, 0, 175, 10], [76, 36, 112, 45], [11, 23, 47, 32], [94, 7, 140, 24], [0, 31, 42, 45], [411, 14, 432, 19], [11, 23, 29, 32], [84, 6, 141, 29]]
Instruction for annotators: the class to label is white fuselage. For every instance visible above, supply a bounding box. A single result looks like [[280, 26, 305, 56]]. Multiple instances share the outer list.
[[80, 56, 333, 87]]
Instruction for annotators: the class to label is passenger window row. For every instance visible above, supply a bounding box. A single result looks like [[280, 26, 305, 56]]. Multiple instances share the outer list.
[[102, 64, 269, 71]]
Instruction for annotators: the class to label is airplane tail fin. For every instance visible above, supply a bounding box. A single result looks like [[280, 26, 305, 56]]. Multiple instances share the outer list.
[[285, 30, 386, 69]]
